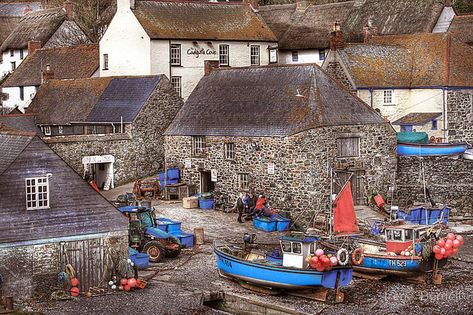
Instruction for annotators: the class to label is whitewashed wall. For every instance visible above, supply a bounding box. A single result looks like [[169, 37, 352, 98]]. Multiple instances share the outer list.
[[2, 86, 37, 112], [0, 49, 28, 79], [432, 6, 456, 33], [279, 49, 326, 66]]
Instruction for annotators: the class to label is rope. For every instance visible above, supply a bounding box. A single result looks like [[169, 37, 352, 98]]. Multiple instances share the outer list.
[[65, 264, 75, 279]]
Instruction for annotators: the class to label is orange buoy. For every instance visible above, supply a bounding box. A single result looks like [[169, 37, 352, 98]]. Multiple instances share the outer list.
[[70, 287, 80, 297], [71, 278, 79, 287]]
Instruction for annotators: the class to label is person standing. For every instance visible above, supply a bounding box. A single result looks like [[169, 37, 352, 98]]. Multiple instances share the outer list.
[[236, 193, 244, 223]]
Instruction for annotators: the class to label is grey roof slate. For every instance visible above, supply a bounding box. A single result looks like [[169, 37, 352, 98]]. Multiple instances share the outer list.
[[0, 133, 33, 175], [165, 64, 386, 137], [87, 76, 162, 123]]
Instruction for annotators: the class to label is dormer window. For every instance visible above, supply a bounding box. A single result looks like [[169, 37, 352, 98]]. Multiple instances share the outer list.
[[25, 177, 50, 210]]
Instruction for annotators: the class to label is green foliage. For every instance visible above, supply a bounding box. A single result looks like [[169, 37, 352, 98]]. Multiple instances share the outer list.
[[454, 0, 473, 13]]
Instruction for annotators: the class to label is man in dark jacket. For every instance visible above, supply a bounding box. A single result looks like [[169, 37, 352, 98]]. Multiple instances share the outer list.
[[236, 193, 244, 223]]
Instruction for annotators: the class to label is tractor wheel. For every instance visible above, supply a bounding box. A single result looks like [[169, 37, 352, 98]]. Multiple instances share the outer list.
[[165, 247, 181, 258], [143, 241, 165, 263]]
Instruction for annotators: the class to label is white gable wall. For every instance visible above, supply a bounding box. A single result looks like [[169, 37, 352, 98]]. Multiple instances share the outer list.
[[279, 49, 326, 66], [99, 2, 151, 76], [0, 49, 28, 79], [1, 86, 37, 112], [432, 6, 456, 33]]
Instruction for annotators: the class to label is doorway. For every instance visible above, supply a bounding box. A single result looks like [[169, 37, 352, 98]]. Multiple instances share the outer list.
[[335, 170, 365, 205], [200, 171, 215, 193], [82, 155, 115, 190]]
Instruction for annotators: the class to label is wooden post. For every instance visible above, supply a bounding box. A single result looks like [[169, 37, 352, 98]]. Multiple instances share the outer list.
[[194, 228, 204, 245]]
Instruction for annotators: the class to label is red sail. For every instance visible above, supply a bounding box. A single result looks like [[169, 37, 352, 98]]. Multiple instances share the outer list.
[[333, 182, 359, 234]]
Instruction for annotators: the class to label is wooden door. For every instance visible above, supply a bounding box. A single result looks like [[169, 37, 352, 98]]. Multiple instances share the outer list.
[[335, 170, 365, 205]]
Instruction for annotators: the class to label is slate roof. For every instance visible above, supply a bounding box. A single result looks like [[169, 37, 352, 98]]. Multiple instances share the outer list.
[[0, 7, 67, 51], [132, 1, 277, 42], [392, 112, 442, 126], [28, 76, 163, 125], [2, 44, 99, 87], [165, 64, 386, 137], [88, 76, 161, 123], [259, 2, 354, 50], [449, 14, 473, 46], [0, 132, 33, 175], [0, 113, 41, 135]]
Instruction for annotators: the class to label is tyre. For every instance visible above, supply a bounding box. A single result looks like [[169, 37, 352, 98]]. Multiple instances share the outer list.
[[165, 247, 181, 258], [143, 241, 165, 263]]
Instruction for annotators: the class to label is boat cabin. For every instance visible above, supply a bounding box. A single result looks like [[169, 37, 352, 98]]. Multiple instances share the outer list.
[[280, 235, 318, 269], [385, 225, 429, 254]]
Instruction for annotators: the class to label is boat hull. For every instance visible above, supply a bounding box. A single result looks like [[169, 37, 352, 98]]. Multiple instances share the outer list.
[[397, 142, 468, 157], [354, 254, 422, 276], [464, 149, 473, 161], [214, 247, 352, 289]]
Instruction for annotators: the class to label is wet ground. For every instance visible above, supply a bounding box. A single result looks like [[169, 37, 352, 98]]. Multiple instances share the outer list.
[[26, 197, 473, 315]]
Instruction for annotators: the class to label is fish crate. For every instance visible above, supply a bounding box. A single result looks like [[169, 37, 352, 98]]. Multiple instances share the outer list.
[[155, 217, 182, 233], [171, 232, 194, 248], [253, 217, 277, 232]]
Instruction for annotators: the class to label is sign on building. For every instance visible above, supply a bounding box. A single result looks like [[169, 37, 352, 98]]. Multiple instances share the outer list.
[[211, 169, 218, 182], [267, 163, 275, 175], [185, 158, 192, 168]]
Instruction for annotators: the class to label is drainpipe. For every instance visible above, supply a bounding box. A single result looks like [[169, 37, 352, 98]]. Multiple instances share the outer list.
[[370, 88, 374, 107], [442, 88, 447, 142], [169, 39, 172, 80]]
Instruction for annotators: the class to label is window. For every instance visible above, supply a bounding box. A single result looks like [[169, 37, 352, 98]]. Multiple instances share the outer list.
[[238, 173, 249, 190], [292, 51, 298, 62], [400, 125, 413, 132], [432, 120, 438, 130], [20, 49, 24, 60], [337, 137, 360, 157], [11, 61, 16, 71], [281, 242, 291, 253], [25, 177, 49, 210], [19, 86, 24, 101], [383, 90, 393, 104], [171, 76, 182, 98], [58, 126, 64, 134], [192, 136, 206, 156], [319, 49, 326, 61], [43, 126, 51, 136], [219, 44, 229, 66], [224, 143, 235, 160], [103, 53, 109, 70], [250, 45, 260, 66], [292, 242, 302, 254], [170, 44, 181, 66], [10, 49, 14, 57]]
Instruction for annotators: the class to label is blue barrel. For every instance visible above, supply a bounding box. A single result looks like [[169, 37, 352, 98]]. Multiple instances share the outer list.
[[167, 168, 180, 180], [199, 198, 214, 209], [130, 253, 150, 269]]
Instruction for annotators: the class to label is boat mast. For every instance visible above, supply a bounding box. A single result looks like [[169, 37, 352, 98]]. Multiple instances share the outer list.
[[329, 166, 333, 240]]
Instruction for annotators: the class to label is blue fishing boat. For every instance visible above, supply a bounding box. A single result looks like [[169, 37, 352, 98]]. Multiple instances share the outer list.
[[397, 142, 468, 156], [214, 235, 352, 302]]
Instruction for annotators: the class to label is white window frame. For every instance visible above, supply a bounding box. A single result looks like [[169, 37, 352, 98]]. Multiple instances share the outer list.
[[43, 126, 51, 136], [250, 45, 260, 66], [9, 49, 14, 57], [20, 49, 24, 60], [383, 90, 394, 105], [319, 49, 326, 61], [103, 53, 109, 70], [170, 44, 181, 66], [11, 61, 16, 71], [238, 173, 249, 190], [224, 142, 236, 160], [58, 126, 64, 134], [192, 136, 206, 156], [337, 137, 360, 158], [19, 86, 24, 101], [25, 176, 50, 210], [171, 76, 182, 98], [219, 44, 229, 66], [292, 51, 298, 62]]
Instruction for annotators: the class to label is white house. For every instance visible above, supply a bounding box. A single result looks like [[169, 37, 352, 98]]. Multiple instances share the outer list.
[[100, 0, 278, 100], [259, 0, 456, 67], [322, 32, 473, 142]]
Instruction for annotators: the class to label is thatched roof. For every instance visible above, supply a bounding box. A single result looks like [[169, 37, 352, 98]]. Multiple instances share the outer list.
[[0, 2, 42, 46], [449, 14, 473, 46], [132, 1, 277, 42], [2, 44, 99, 87], [165, 64, 386, 137]]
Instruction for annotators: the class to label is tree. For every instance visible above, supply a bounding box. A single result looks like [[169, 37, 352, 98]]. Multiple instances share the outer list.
[[453, 0, 473, 13]]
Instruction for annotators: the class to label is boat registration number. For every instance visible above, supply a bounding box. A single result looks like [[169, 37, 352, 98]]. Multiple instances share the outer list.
[[219, 257, 233, 268], [389, 260, 406, 267]]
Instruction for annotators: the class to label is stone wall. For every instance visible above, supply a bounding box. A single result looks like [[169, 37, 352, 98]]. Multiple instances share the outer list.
[[165, 123, 397, 225], [395, 156, 473, 219], [0, 232, 127, 300], [324, 61, 354, 91], [447, 89, 473, 143], [46, 77, 183, 186]]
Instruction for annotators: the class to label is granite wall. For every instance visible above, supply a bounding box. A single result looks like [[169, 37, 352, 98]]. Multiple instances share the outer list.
[[447, 89, 473, 143]]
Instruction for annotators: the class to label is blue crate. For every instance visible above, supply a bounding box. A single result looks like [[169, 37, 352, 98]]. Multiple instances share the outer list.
[[270, 214, 291, 232], [155, 217, 182, 233], [253, 217, 277, 232], [130, 253, 150, 269], [171, 232, 194, 248], [198, 198, 214, 209], [167, 168, 180, 180]]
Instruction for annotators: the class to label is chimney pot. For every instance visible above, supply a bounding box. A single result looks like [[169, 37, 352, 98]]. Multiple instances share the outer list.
[[28, 40, 42, 55], [63, 1, 74, 19], [23, 5, 33, 15], [330, 21, 345, 51], [42, 64, 54, 83]]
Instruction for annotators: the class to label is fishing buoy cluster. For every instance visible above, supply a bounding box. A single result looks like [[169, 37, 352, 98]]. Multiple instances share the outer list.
[[306, 249, 339, 272], [108, 277, 145, 292], [432, 233, 465, 260], [400, 245, 416, 257]]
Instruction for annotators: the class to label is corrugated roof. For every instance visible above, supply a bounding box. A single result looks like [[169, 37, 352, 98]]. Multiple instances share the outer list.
[[0, 7, 66, 51], [0, 114, 41, 135], [449, 14, 473, 46], [392, 112, 442, 125], [2, 44, 99, 87], [133, 1, 277, 41], [165, 64, 386, 137], [259, 2, 354, 50], [88, 76, 162, 123], [0, 133, 33, 176]]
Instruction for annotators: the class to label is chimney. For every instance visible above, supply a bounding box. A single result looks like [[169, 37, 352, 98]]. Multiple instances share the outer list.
[[131, 0, 135, 9], [330, 21, 345, 51], [42, 64, 55, 84], [23, 5, 33, 15], [63, 1, 74, 20], [117, 0, 135, 11], [204, 60, 219, 76], [363, 17, 378, 43], [296, 0, 309, 11], [28, 40, 42, 55], [243, 0, 258, 11]]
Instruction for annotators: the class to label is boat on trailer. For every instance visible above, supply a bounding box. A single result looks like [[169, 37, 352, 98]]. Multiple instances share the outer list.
[[397, 142, 468, 156]]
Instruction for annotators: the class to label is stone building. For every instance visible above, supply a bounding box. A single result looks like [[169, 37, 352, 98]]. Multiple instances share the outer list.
[[259, 0, 455, 66], [165, 64, 397, 219], [322, 32, 473, 141], [0, 128, 128, 299], [27, 75, 183, 188], [1, 44, 99, 112], [99, 0, 277, 100]]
